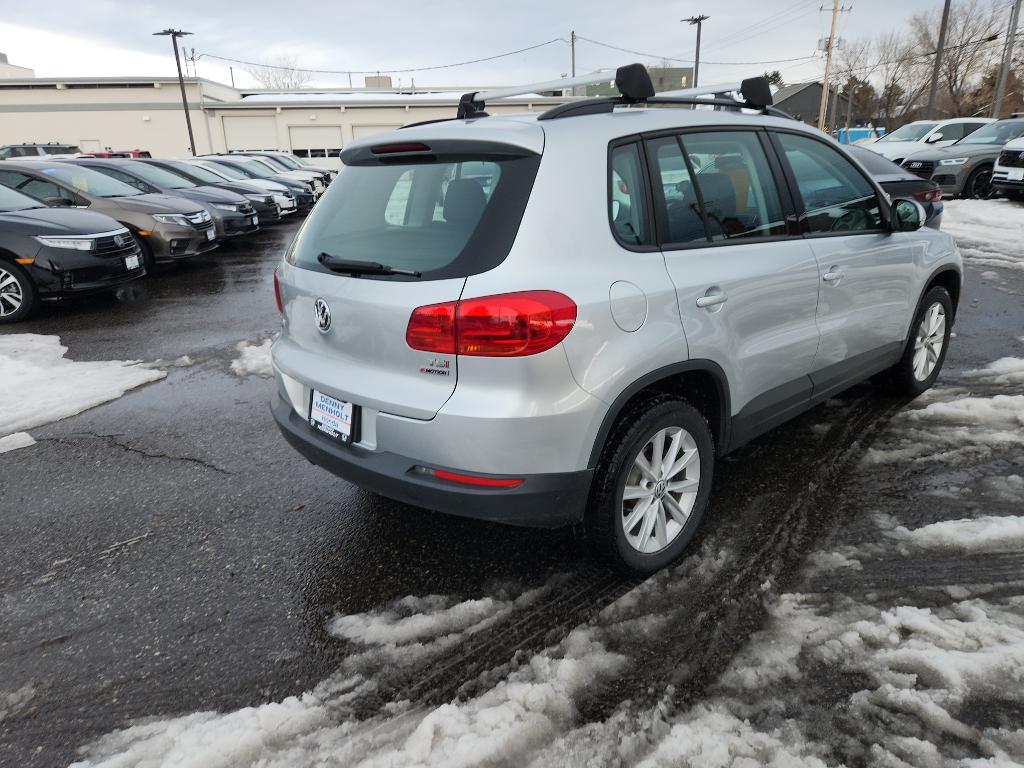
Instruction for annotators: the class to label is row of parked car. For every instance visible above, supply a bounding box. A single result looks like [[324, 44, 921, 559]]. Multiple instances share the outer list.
[[0, 151, 336, 323], [863, 116, 1024, 200]]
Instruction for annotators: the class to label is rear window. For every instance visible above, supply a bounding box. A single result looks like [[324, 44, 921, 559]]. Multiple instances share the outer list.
[[287, 154, 539, 280]]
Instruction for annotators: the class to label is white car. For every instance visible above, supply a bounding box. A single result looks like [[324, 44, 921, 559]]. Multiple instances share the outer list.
[[867, 118, 994, 164], [993, 136, 1024, 201]]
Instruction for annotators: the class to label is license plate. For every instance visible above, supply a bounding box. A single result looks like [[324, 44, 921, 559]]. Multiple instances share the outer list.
[[1009, 169, 1024, 181], [125, 254, 140, 270], [310, 390, 355, 443], [205, 229, 215, 241], [250, 216, 259, 226]]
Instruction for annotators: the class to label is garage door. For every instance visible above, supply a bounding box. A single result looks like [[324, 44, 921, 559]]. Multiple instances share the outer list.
[[288, 125, 344, 159], [351, 124, 404, 141], [223, 116, 278, 151]]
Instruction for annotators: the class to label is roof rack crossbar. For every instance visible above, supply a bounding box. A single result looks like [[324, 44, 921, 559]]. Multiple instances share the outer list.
[[538, 96, 793, 122]]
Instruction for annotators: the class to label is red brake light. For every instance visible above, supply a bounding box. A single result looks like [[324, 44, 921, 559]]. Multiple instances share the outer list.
[[406, 291, 577, 357], [406, 302, 456, 353], [431, 469, 524, 488], [273, 267, 284, 314], [913, 188, 943, 203], [371, 142, 431, 155]]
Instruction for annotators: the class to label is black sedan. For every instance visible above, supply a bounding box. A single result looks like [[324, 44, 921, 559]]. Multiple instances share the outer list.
[[0, 184, 145, 323], [847, 145, 944, 229]]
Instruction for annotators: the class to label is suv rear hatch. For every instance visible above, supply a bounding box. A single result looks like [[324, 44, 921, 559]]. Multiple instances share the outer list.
[[274, 129, 543, 420]]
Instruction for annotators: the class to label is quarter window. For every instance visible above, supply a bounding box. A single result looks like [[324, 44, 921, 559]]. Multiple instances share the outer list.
[[647, 136, 706, 243], [609, 142, 652, 247], [776, 133, 882, 235]]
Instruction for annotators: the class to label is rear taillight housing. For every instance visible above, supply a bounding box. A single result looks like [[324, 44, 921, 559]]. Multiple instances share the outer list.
[[273, 267, 284, 314], [406, 291, 577, 357], [913, 188, 943, 204]]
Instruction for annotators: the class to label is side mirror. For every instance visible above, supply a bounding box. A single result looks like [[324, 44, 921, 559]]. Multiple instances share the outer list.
[[43, 196, 73, 207], [925, 133, 944, 143], [891, 198, 926, 231]]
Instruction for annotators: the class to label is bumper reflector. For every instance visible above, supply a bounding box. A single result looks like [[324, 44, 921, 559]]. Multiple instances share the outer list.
[[427, 468, 524, 489]]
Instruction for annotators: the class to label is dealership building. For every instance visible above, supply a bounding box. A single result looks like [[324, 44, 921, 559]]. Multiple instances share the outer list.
[[0, 64, 575, 167]]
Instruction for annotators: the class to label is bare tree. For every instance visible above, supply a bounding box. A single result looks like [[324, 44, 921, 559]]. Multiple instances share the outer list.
[[247, 56, 312, 90], [910, 0, 1004, 116], [871, 31, 930, 126]]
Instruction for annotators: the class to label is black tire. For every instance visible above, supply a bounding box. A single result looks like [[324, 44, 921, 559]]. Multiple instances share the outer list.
[[885, 286, 953, 396], [585, 394, 715, 575], [1005, 190, 1024, 203], [962, 166, 994, 200], [133, 233, 157, 274], [0, 260, 37, 324]]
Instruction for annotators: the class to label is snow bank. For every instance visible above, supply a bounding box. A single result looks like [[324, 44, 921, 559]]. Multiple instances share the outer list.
[[230, 339, 273, 378], [0, 334, 165, 437], [0, 684, 35, 722], [0, 432, 35, 454], [943, 199, 1024, 271], [890, 515, 1024, 553]]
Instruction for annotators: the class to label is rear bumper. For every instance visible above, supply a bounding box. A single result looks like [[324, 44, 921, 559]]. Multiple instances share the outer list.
[[272, 393, 591, 528]]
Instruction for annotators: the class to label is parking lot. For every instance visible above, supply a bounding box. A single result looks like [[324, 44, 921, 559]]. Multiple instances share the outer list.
[[0, 198, 1022, 766]]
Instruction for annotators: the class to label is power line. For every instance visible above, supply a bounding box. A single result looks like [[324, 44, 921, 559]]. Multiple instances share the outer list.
[[700, 1, 818, 52], [197, 38, 567, 76], [573, 35, 817, 66]]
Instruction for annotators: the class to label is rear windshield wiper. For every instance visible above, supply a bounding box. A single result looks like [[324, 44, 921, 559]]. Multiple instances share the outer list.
[[317, 252, 421, 278]]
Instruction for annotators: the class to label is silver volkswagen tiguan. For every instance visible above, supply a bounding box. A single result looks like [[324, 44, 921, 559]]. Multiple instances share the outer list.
[[271, 66, 962, 574]]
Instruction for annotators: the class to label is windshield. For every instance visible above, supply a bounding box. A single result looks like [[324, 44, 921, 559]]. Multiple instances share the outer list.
[[41, 144, 80, 155], [124, 161, 196, 189], [274, 154, 303, 169], [35, 164, 142, 197], [287, 155, 539, 279], [0, 183, 45, 211], [246, 157, 286, 174], [254, 155, 292, 170], [956, 120, 1024, 145], [216, 159, 269, 179], [878, 122, 936, 142], [200, 161, 248, 181]]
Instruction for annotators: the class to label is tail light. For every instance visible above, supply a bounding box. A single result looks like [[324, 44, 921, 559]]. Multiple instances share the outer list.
[[406, 291, 576, 357], [273, 267, 284, 313], [913, 188, 943, 203], [430, 469, 524, 488]]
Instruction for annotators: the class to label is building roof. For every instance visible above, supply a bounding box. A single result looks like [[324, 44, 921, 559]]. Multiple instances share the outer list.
[[772, 81, 818, 103]]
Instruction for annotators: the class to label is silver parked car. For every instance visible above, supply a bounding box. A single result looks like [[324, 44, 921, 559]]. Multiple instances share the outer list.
[[271, 66, 962, 574]]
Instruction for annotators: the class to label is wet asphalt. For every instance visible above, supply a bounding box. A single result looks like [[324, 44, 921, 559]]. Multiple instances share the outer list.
[[1, 220, 1021, 768]]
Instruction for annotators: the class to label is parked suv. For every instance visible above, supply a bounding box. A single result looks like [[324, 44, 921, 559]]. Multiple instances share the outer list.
[[0, 142, 82, 160], [0, 183, 144, 323], [900, 118, 1024, 199], [992, 136, 1024, 201], [865, 118, 993, 164], [67, 158, 260, 239], [0, 162, 218, 269], [271, 67, 962, 574]]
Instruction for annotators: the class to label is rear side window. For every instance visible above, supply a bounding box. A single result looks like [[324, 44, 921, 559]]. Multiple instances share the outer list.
[[647, 136, 706, 243], [609, 143, 652, 247], [288, 153, 539, 280], [776, 133, 882, 234]]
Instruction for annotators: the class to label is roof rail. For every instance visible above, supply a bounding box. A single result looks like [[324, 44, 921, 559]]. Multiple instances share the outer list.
[[456, 65, 789, 123]]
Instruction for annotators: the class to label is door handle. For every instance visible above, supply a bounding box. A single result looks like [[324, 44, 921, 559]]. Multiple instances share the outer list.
[[696, 293, 728, 308], [822, 268, 845, 283]]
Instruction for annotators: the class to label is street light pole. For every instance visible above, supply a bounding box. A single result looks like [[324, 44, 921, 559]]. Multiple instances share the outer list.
[[153, 29, 197, 156], [684, 15, 710, 88], [992, 0, 1023, 118], [926, 0, 953, 119]]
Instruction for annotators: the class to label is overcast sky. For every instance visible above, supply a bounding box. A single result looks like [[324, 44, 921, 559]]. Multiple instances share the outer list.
[[0, 0, 955, 91]]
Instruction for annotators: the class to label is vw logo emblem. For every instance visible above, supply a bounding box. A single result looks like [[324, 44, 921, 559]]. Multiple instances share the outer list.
[[654, 480, 667, 499], [114, 234, 127, 247], [314, 298, 332, 333]]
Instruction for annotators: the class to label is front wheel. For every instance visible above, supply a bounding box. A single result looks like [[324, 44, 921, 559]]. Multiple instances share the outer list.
[[885, 286, 953, 396], [132, 233, 157, 274], [963, 166, 994, 199], [0, 261, 36, 324], [585, 395, 714, 575]]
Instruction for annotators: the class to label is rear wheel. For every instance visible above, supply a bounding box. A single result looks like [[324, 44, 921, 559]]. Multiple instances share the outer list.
[[963, 166, 994, 199], [0, 261, 36, 324], [885, 286, 953, 396], [585, 395, 714, 575]]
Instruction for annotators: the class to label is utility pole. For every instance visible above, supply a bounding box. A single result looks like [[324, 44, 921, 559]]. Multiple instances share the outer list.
[[684, 15, 709, 87], [229, 66, 235, 88], [927, 0, 952, 118], [817, 1, 850, 132], [993, 0, 1023, 118], [571, 30, 577, 78], [153, 29, 197, 156]]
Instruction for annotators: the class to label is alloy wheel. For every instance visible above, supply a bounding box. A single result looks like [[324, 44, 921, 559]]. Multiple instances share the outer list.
[[621, 426, 701, 554], [0, 266, 24, 317], [913, 301, 946, 381], [970, 169, 994, 199]]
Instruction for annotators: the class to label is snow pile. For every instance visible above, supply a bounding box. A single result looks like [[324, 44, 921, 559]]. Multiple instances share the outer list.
[[0, 334, 165, 437], [969, 357, 1024, 385], [0, 432, 35, 454], [0, 684, 35, 722], [943, 199, 1024, 271], [889, 515, 1024, 553], [230, 339, 273, 378]]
